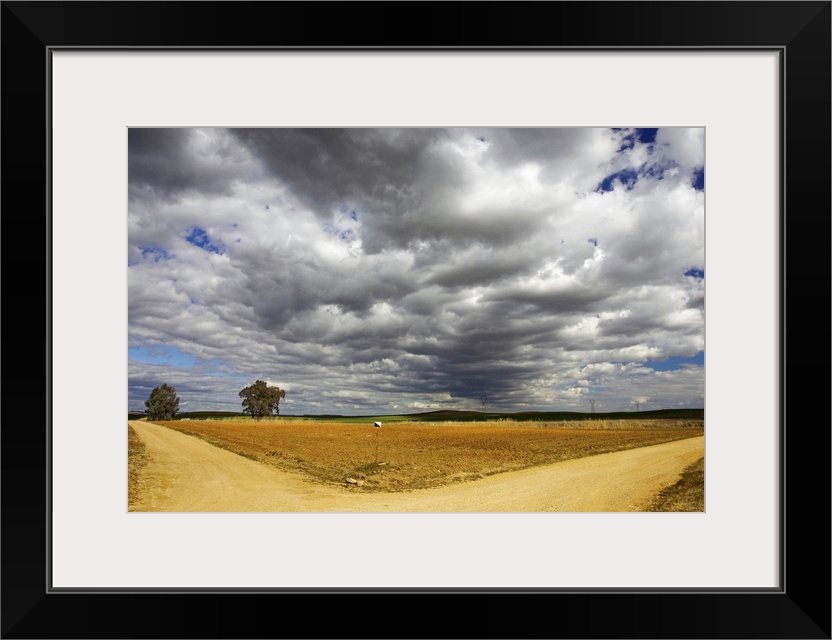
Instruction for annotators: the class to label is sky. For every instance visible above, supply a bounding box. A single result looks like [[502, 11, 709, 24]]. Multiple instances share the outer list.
[[128, 127, 704, 415]]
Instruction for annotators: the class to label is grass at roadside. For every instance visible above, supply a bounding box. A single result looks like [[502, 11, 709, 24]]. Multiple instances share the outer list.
[[128, 424, 150, 509], [645, 456, 704, 512], [153, 418, 703, 495]]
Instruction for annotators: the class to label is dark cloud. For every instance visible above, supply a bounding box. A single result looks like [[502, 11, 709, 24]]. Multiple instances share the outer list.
[[229, 128, 445, 251], [129, 128, 255, 201]]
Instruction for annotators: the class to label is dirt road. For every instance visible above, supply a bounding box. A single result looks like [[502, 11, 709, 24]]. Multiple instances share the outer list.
[[128, 421, 704, 513]]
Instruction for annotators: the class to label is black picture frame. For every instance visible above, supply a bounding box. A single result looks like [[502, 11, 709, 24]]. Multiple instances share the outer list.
[[2, 2, 829, 638]]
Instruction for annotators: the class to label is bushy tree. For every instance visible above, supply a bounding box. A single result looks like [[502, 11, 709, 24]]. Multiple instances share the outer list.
[[239, 380, 286, 420], [145, 383, 180, 420]]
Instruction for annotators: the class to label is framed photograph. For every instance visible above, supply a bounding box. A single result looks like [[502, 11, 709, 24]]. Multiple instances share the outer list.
[[3, 2, 829, 638]]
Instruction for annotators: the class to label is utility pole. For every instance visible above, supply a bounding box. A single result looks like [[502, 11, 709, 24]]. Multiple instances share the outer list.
[[589, 398, 596, 414]]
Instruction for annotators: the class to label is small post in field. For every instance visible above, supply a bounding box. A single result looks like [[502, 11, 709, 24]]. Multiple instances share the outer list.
[[373, 421, 382, 463]]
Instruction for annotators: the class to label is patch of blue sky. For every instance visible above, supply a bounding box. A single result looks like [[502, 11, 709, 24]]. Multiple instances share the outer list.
[[692, 167, 704, 191], [685, 267, 704, 279], [616, 132, 636, 152], [137, 247, 171, 263], [598, 159, 675, 193], [639, 162, 667, 181], [635, 128, 658, 144], [129, 345, 199, 367], [186, 226, 225, 254], [613, 128, 658, 153], [645, 351, 704, 372], [596, 168, 639, 192], [129, 345, 230, 370]]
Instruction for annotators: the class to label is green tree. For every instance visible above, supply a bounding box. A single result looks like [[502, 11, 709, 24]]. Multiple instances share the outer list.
[[239, 380, 286, 420], [145, 383, 180, 420]]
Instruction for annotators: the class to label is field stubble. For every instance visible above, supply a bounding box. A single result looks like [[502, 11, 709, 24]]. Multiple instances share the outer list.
[[155, 418, 704, 493]]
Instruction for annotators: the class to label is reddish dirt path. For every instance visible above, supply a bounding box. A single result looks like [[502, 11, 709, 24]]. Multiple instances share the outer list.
[[129, 421, 704, 513]]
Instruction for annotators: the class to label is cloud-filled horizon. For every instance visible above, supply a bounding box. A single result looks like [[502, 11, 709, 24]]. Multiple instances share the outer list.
[[128, 127, 704, 415]]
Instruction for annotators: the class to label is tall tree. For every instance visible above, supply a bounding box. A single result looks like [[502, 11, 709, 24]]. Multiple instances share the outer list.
[[145, 383, 180, 420], [239, 380, 286, 420]]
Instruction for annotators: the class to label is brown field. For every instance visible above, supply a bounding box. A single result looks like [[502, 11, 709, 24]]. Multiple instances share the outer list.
[[153, 418, 704, 493]]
